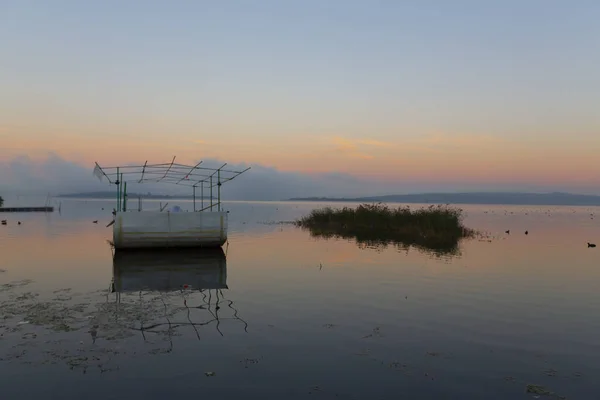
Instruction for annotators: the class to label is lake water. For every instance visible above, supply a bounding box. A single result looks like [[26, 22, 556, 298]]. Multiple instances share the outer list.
[[1, 199, 600, 399]]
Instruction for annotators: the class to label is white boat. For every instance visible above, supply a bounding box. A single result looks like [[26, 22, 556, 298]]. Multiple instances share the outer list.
[[93, 157, 250, 250]]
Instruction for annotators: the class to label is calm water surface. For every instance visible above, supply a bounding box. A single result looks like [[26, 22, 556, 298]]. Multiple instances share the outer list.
[[1, 199, 600, 399]]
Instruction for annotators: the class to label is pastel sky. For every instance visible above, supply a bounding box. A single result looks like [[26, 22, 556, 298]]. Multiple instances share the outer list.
[[1, 0, 600, 194]]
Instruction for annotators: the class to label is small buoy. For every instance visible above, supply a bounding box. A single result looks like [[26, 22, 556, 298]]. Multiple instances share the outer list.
[[183, 284, 189, 289], [588, 243, 596, 248]]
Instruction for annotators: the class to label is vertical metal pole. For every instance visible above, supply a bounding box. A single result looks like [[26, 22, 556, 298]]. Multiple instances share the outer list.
[[116, 167, 120, 212], [210, 176, 213, 211], [201, 182, 204, 210], [123, 181, 127, 212], [193, 186, 196, 212], [138, 195, 142, 212], [217, 169, 221, 212], [119, 173, 124, 212]]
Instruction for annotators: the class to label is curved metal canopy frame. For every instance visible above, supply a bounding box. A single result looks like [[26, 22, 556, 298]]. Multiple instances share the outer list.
[[93, 157, 250, 212]]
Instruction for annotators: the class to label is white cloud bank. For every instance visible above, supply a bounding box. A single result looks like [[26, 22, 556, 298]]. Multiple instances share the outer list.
[[1, 153, 599, 201]]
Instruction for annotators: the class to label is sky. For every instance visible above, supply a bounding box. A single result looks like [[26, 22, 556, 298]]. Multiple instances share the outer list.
[[1, 0, 600, 198]]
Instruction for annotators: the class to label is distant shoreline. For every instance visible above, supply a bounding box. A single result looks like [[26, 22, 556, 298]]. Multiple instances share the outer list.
[[287, 192, 600, 206], [56, 191, 600, 206], [57, 192, 213, 200]]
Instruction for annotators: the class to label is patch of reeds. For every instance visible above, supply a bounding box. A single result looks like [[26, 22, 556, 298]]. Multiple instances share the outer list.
[[295, 203, 476, 256]]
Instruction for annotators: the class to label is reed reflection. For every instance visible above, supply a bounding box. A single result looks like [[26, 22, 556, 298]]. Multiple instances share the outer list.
[[302, 226, 465, 258]]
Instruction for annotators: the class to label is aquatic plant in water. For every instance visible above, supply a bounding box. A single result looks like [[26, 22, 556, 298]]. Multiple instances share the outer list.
[[295, 203, 476, 256]]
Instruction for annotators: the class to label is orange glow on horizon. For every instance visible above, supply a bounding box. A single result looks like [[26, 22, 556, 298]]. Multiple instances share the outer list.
[[2, 124, 600, 187]]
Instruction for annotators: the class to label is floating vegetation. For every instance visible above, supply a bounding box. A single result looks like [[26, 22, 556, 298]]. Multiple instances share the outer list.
[[258, 220, 296, 225], [0, 280, 248, 373], [526, 384, 553, 395], [1, 279, 33, 293], [362, 327, 382, 339], [240, 357, 261, 368], [389, 361, 412, 376], [296, 203, 476, 256], [525, 384, 567, 399]]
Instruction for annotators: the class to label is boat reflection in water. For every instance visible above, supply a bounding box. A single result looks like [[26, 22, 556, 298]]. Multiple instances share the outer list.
[[102, 247, 247, 347], [112, 247, 228, 292]]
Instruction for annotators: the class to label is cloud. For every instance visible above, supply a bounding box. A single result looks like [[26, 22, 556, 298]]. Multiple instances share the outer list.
[[329, 136, 391, 159], [0, 153, 395, 200], [2, 152, 600, 202], [417, 133, 506, 150], [331, 136, 390, 151]]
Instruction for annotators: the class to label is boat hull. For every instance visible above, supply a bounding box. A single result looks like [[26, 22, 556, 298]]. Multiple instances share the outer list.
[[112, 211, 227, 249]]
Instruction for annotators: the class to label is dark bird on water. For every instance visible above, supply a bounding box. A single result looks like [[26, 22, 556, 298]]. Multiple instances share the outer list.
[[505, 230, 510, 234], [93, 220, 98, 224], [588, 243, 596, 248], [18, 221, 21, 225], [525, 230, 528, 235]]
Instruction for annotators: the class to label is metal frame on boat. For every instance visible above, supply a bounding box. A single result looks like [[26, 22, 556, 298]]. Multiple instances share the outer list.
[[93, 157, 250, 250]]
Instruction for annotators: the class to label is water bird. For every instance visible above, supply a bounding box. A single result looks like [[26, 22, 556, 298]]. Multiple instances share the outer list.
[[1, 220, 6, 225], [588, 243, 596, 248], [525, 230, 528, 235], [93, 220, 98, 224], [505, 230, 510, 234], [18, 221, 21, 225]]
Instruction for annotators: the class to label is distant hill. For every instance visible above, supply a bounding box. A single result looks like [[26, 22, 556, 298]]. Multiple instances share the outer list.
[[288, 192, 600, 206], [58, 191, 214, 200]]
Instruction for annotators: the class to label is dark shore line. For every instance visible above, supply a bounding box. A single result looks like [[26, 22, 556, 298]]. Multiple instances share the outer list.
[[288, 192, 600, 206]]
